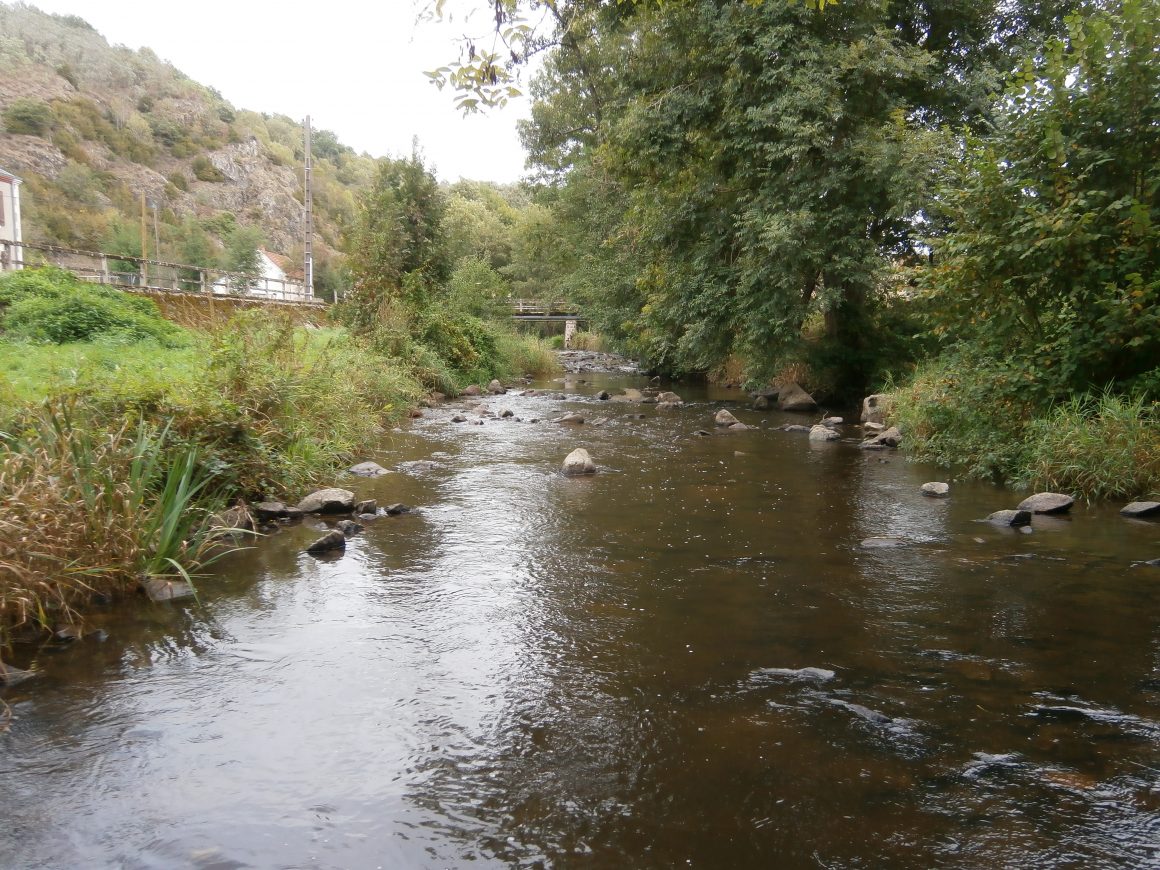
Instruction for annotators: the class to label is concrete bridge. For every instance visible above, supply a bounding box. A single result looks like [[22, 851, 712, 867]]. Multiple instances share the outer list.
[[507, 300, 588, 346]]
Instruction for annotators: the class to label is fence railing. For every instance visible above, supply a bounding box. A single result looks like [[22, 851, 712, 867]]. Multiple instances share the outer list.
[[0, 240, 321, 305]]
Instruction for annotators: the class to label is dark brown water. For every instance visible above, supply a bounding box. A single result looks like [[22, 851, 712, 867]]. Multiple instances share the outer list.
[[3, 370, 1159, 869]]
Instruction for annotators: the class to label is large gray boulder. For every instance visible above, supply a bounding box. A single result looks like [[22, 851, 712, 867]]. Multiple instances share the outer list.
[[808, 424, 841, 442], [986, 509, 1033, 527], [715, 409, 740, 427], [1121, 501, 1160, 518], [1017, 492, 1075, 514], [297, 488, 356, 514], [562, 448, 597, 476], [778, 382, 817, 412], [921, 482, 950, 498], [861, 394, 894, 425]]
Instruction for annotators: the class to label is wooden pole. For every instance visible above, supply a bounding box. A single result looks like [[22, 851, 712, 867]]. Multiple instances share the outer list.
[[139, 192, 148, 285], [303, 115, 314, 301]]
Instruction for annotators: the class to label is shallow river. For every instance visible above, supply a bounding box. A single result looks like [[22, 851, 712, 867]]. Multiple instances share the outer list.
[[3, 366, 1159, 869]]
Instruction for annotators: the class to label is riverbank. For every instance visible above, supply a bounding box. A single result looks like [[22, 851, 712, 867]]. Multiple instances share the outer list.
[[0, 268, 559, 641]]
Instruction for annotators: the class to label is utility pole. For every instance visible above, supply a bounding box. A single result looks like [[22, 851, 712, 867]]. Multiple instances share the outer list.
[[303, 115, 314, 301], [139, 192, 148, 285]]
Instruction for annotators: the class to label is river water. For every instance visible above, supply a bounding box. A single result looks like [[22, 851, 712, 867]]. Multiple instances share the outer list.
[[2, 364, 1159, 869]]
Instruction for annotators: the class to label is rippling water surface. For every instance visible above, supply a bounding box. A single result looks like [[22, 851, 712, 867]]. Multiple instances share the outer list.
[[2, 370, 1159, 869]]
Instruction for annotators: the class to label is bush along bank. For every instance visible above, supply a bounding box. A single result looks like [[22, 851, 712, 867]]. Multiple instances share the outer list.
[[0, 268, 559, 641]]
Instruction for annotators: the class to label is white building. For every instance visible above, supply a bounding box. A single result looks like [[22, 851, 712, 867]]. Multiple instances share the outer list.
[[0, 165, 23, 271], [213, 249, 306, 300]]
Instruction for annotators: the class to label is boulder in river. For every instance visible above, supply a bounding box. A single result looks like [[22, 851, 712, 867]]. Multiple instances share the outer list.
[[451, 414, 468, 423], [306, 530, 347, 554], [349, 461, 388, 477], [553, 413, 585, 425], [335, 519, 364, 537], [297, 488, 356, 514], [779, 424, 812, 433], [861, 393, 894, 425], [753, 395, 771, 411], [986, 509, 1032, 527], [488, 379, 506, 395], [728, 422, 749, 431], [809, 424, 841, 442], [562, 448, 597, 476], [614, 388, 644, 402], [921, 482, 950, 498], [821, 416, 844, 427], [1121, 501, 1160, 518], [715, 409, 740, 427], [778, 382, 817, 412], [859, 426, 902, 449], [384, 503, 412, 515], [596, 390, 611, 400], [753, 666, 836, 682], [1017, 492, 1075, 514], [354, 499, 377, 515], [657, 391, 684, 405], [462, 384, 483, 396]]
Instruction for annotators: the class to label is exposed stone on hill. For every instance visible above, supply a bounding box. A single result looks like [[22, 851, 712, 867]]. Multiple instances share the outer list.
[[1017, 492, 1075, 514], [297, 488, 355, 514]]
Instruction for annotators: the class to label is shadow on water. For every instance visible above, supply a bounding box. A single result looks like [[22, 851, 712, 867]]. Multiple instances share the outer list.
[[2, 373, 1159, 868]]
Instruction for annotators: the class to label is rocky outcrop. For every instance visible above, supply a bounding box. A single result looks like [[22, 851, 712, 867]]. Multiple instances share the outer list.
[[778, 382, 817, 412], [297, 488, 355, 514], [1017, 492, 1075, 514], [562, 448, 597, 476]]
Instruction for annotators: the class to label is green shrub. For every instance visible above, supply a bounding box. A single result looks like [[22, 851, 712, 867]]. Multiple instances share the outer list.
[[3, 99, 53, 136], [191, 155, 226, 182], [0, 267, 187, 346]]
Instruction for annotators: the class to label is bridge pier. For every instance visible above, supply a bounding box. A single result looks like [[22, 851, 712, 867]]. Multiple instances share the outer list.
[[564, 319, 578, 348]]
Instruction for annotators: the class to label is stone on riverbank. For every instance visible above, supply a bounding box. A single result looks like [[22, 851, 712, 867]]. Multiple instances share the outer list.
[[349, 461, 388, 477], [562, 448, 597, 476], [778, 382, 817, 412], [462, 384, 483, 396], [1121, 501, 1160, 518], [488, 379, 506, 395], [140, 576, 196, 601], [254, 501, 290, 521], [861, 394, 893, 425], [715, 409, 740, 427], [1017, 492, 1075, 514], [297, 488, 356, 514], [986, 509, 1033, 527], [860, 427, 902, 449], [809, 425, 841, 442], [306, 530, 346, 554], [921, 482, 950, 498]]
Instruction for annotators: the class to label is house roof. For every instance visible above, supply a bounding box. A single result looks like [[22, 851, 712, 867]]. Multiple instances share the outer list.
[[0, 166, 22, 184], [261, 249, 304, 280]]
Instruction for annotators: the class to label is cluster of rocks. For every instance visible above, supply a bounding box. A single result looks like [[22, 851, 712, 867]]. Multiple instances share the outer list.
[[556, 350, 640, 374]]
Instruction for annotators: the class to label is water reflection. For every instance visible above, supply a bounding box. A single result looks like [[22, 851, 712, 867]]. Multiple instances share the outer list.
[[2, 377, 1158, 868]]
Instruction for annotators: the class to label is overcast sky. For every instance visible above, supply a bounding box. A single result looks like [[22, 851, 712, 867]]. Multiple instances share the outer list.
[[22, 0, 534, 183]]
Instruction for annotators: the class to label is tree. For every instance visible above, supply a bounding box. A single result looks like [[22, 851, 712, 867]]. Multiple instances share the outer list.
[[924, 0, 1159, 397], [221, 225, 265, 292], [3, 99, 53, 136], [346, 146, 448, 321]]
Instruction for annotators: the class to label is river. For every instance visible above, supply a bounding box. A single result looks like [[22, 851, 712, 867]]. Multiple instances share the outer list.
[[2, 362, 1159, 868]]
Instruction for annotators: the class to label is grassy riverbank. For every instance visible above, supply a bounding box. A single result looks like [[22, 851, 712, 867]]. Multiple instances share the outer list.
[[0, 268, 558, 637]]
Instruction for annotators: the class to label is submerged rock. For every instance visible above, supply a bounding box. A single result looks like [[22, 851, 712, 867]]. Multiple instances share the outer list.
[[921, 482, 950, 498], [562, 448, 597, 476], [297, 488, 356, 514], [860, 537, 908, 549], [780, 424, 812, 433], [306, 530, 346, 554], [335, 519, 364, 537], [986, 509, 1033, 527], [1121, 501, 1160, 518], [1017, 492, 1075, 514], [451, 414, 468, 423], [349, 461, 388, 477], [824, 697, 893, 725], [383, 503, 412, 515], [0, 660, 34, 686], [140, 576, 196, 602], [753, 666, 836, 683], [553, 413, 585, 425]]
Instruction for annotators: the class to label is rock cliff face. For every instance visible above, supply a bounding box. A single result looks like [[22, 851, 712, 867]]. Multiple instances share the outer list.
[[0, 4, 358, 257]]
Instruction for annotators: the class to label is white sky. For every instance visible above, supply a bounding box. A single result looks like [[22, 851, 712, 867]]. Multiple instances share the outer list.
[[22, 0, 534, 184]]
